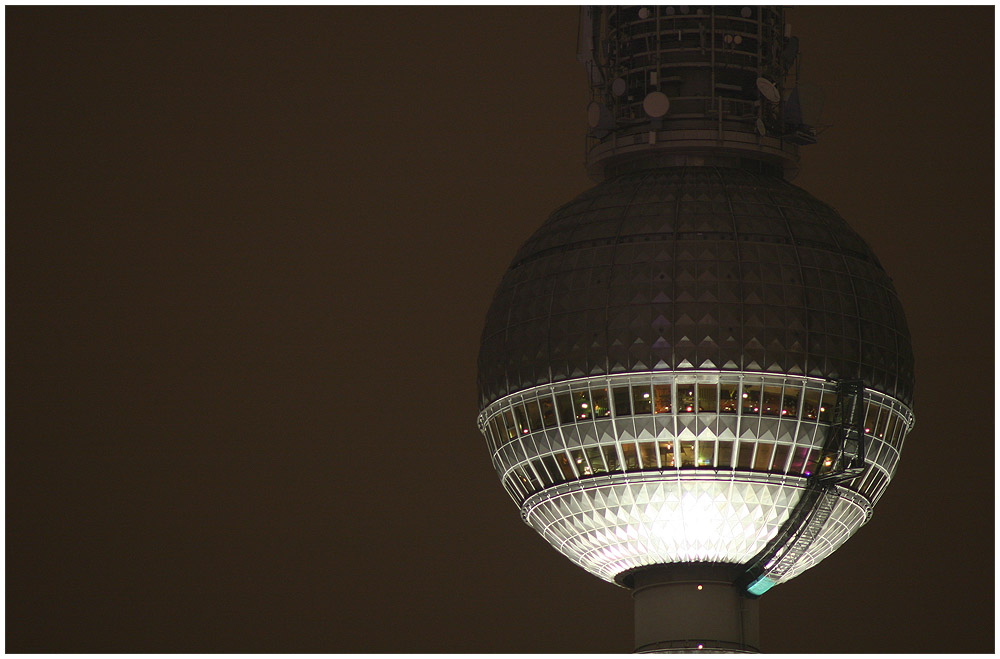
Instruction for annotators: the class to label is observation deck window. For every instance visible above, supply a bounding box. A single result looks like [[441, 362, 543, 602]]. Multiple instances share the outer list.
[[720, 383, 740, 412], [874, 407, 889, 439], [632, 384, 653, 414], [697, 440, 715, 467], [556, 392, 575, 425], [531, 458, 552, 487], [591, 387, 612, 418], [501, 409, 518, 440], [737, 442, 755, 469], [586, 446, 608, 475], [802, 389, 821, 420], [754, 443, 774, 470], [717, 440, 734, 468], [679, 386, 695, 413], [490, 418, 504, 447], [602, 444, 622, 472], [653, 384, 672, 414], [613, 386, 633, 416], [782, 387, 800, 418], [539, 395, 557, 428], [761, 386, 782, 417], [679, 441, 696, 468], [698, 384, 718, 413], [514, 405, 530, 435], [573, 390, 593, 421], [742, 385, 761, 415], [772, 444, 790, 472], [658, 441, 675, 467], [525, 399, 542, 432], [639, 441, 658, 470], [622, 442, 640, 471], [569, 448, 589, 476], [817, 391, 835, 423]]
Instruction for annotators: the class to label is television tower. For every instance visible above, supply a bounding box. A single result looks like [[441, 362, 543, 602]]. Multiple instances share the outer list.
[[477, 6, 913, 652]]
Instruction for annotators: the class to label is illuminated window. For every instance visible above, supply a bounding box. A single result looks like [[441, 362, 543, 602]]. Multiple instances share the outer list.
[[573, 389, 592, 420], [621, 442, 640, 470], [613, 385, 632, 416], [803, 449, 819, 477], [585, 446, 607, 474], [531, 458, 553, 486], [864, 403, 878, 436], [602, 444, 622, 472], [514, 404, 531, 435], [632, 384, 652, 414], [720, 383, 740, 413], [639, 441, 658, 469], [874, 406, 889, 439], [653, 383, 672, 414], [658, 441, 675, 467], [761, 386, 782, 417], [502, 409, 518, 439], [737, 442, 755, 469], [679, 441, 696, 468], [518, 466, 541, 492], [802, 389, 820, 420], [754, 443, 774, 470], [781, 386, 800, 418], [717, 440, 733, 468], [789, 445, 809, 474], [697, 440, 715, 467], [885, 413, 900, 445], [525, 399, 542, 431], [742, 384, 761, 415], [698, 384, 717, 413], [544, 454, 572, 483], [772, 444, 790, 472], [591, 387, 612, 417], [569, 448, 590, 476], [817, 391, 835, 423], [817, 451, 835, 475], [556, 393, 575, 425], [679, 386, 695, 413], [539, 394, 557, 428]]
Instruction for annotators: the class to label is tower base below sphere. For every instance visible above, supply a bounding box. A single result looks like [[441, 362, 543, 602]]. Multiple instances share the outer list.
[[630, 564, 759, 653]]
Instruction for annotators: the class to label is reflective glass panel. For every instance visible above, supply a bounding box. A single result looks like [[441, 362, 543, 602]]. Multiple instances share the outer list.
[[679, 385, 695, 413], [802, 389, 821, 420], [513, 404, 530, 435], [864, 403, 877, 435], [569, 448, 589, 477], [737, 442, 755, 469], [697, 440, 715, 467], [531, 458, 553, 486], [874, 406, 888, 439], [490, 418, 504, 447], [591, 387, 611, 418], [613, 386, 633, 416], [885, 414, 899, 445], [639, 441, 658, 469], [602, 444, 622, 471], [621, 442, 640, 471], [782, 386, 800, 418], [543, 454, 568, 484], [632, 384, 652, 414], [754, 443, 774, 470], [519, 466, 541, 492], [573, 389, 592, 421], [720, 383, 740, 413], [679, 441, 696, 468], [761, 386, 782, 417], [818, 451, 835, 475], [502, 409, 518, 439], [803, 449, 819, 477], [556, 393, 575, 425], [818, 391, 834, 423], [653, 384, 672, 414], [698, 384, 718, 413], [658, 441, 675, 467], [717, 440, 733, 468], [789, 446, 809, 474], [772, 444, 790, 472], [525, 399, 542, 431], [585, 446, 607, 474], [742, 385, 761, 415], [539, 395, 557, 428]]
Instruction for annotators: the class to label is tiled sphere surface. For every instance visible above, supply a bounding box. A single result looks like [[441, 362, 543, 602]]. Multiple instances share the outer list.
[[478, 167, 914, 410]]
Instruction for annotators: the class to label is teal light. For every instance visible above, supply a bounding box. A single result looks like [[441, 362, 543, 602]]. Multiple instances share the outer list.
[[746, 575, 776, 597]]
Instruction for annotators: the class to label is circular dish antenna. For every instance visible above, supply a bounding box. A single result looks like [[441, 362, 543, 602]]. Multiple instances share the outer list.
[[638, 7, 650, 19], [664, 6, 675, 15], [756, 118, 766, 135], [642, 91, 670, 118], [587, 101, 615, 129], [734, 35, 743, 45], [612, 77, 627, 97], [741, 6, 752, 18], [679, 6, 689, 15], [756, 77, 781, 103]]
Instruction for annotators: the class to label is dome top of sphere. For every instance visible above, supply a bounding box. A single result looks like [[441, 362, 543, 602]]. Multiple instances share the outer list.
[[478, 167, 914, 409]]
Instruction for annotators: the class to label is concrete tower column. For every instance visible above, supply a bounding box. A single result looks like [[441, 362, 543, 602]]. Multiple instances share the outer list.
[[631, 565, 759, 653]]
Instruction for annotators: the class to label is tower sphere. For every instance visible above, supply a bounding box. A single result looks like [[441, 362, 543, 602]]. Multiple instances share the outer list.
[[475, 6, 914, 652]]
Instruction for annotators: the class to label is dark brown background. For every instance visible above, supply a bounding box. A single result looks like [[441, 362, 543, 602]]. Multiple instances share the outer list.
[[7, 6, 993, 653]]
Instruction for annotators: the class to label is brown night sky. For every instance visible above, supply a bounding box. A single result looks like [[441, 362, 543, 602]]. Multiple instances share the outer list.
[[6, 6, 994, 653]]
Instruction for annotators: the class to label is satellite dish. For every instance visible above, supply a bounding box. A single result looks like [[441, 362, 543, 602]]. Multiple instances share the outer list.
[[611, 77, 627, 97], [734, 35, 743, 45], [724, 34, 733, 44], [664, 6, 675, 15], [638, 7, 650, 19], [642, 91, 670, 118], [756, 118, 766, 136], [587, 101, 616, 130], [740, 6, 752, 18], [756, 77, 781, 103], [679, 6, 689, 14]]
